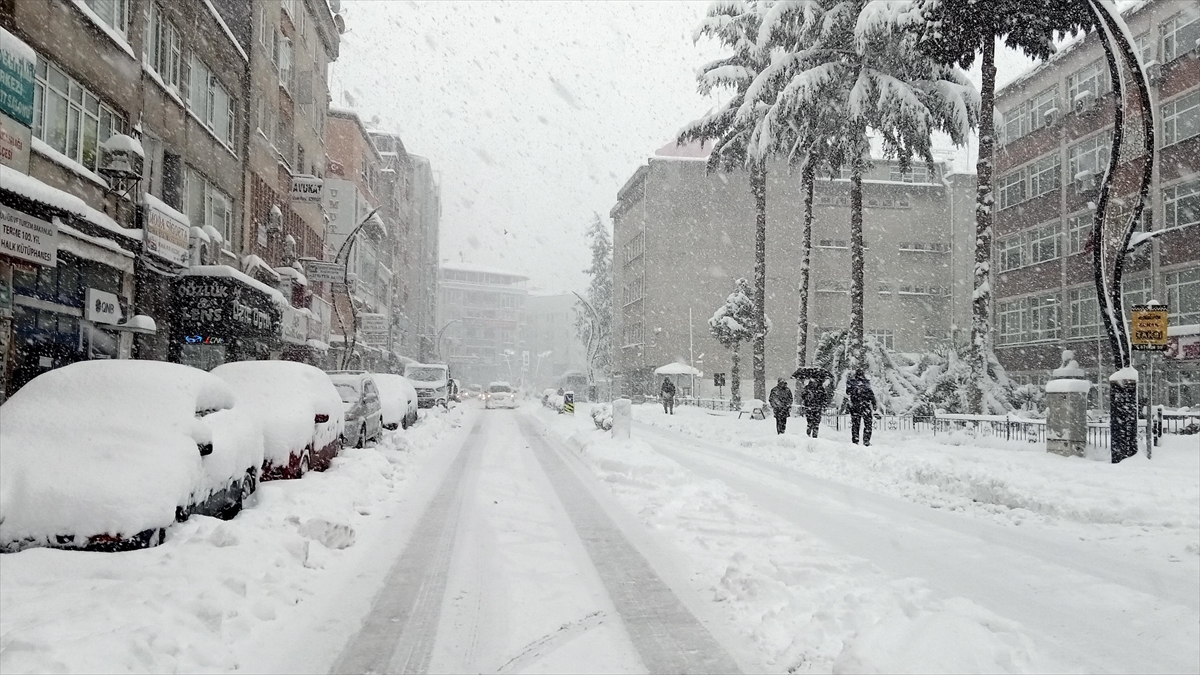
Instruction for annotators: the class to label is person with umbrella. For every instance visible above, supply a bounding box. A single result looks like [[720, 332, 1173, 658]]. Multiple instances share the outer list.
[[847, 368, 877, 445], [660, 377, 676, 414], [800, 377, 830, 438], [768, 378, 793, 434]]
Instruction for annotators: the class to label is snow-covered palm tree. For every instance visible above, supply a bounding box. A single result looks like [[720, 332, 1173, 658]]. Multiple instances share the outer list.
[[749, 0, 978, 368], [679, 0, 774, 402]]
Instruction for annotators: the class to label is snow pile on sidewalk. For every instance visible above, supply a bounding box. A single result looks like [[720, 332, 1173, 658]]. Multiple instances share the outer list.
[[637, 406, 1200, 536], [534, 406, 1061, 673], [0, 407, 468, 674]]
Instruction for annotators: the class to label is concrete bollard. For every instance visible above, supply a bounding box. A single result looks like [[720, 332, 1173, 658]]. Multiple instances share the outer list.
[[1045, 378, 1090, 457], [612, 397, 631, 440]]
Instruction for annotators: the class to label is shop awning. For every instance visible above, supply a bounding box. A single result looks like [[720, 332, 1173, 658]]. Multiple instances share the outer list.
[[0, 165, 140, 242], [58, 222, 135, 273]]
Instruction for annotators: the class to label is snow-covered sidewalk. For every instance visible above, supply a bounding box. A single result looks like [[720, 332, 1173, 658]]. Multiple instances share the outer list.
[[534, 403, 1200, 673], [0, 406, 473, 674]]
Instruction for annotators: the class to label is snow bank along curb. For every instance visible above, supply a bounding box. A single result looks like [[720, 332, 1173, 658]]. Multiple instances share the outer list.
[[530, 405, 1062, 673], [0, 407, 468, 674]]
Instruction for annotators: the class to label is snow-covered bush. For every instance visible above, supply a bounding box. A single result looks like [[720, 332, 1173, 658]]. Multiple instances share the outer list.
[[591, 404, 614, 431], [813, 330, 924, 414]]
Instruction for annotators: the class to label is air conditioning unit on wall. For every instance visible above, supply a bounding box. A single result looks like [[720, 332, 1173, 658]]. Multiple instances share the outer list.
[[1074, 91, 1096, 115], [1074, 169, 1099, 194], [1146, 61, 1162, 85], [1043, 107, 1059, 127]]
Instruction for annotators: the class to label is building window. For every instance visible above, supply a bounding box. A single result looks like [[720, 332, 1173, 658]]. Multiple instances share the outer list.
[[1027, 294, 1060, 342], [888, 165, 929, 183], [1163, 90, 1200, 147], [866, 329, 894, 350], [188, 55, 235, 148], [817, 239, 848, 249], [998, 300, 1023, 346], [1067, 60, 1110, 105], [878, 282, 892, 295], [1134, 31, 1154, 65], [31, 56, 127, 172], [1068, 134, 1110, 184], [1162, 8, 1200, 62], [1029, 154, 1060, 198], [143, 3, 181, 92], [278, 37, 293, 91], [817, 280, 849, 294], [998, 233, 1023, 272], [1028, 223, 1060, 265], [185, 167, 234, 244], [1123, 275, 1152, 313], [1165, 266, 1200, 325], [998, 169, 1026, 210], [1166, 372, 1200, 408], [1067, 286, 1099, 339], [1000, 88, 1056, 144], [1164, 180, 1200, 230], [83, 0, 129, 37], [281, 0, 296, 20], [1067, 212, 1092, 255]]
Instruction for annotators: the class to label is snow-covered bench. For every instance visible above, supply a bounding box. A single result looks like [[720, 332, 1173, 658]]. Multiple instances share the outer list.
[[737, 399, 767, 420]]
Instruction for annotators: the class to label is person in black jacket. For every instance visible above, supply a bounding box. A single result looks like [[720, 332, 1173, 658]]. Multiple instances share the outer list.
[[846, 369, 876, 445], [800, 378, 829, 438], [768, 378, 793, 434], [660, 378, 676, 414]]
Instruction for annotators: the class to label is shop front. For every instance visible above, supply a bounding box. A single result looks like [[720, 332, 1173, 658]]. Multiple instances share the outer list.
[[173, 268, 282, 370], [133, 195, 191, 361]]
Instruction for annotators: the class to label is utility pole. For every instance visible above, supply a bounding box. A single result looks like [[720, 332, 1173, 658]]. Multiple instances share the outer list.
[[689, 306, 695, 397]]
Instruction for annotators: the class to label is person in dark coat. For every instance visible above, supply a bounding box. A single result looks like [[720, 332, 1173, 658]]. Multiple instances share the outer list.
[[800, 378, 829, 438], [768, 378, 793, 434], [660, 378, 676, 414], [846, 369, 877, 445]]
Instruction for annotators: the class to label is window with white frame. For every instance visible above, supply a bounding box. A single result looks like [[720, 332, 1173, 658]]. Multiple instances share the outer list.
[[31, 55, 127, 173], [1067, 286, 1099, 338], [281, 0, 296, 19], [1027, 294, 1060, 341], [279, 36, 293, 91], [1134, 32, 1154, 65], [1067, 212, 1092, 254], [1161, 8, 1200, 62], [878, 282, 892, 294], [1003, 101, 1028, 142], [889, 165, 929, 183], [817, 239, 848, 249], [998, 233, 1024, 272], [1030, 87, 1058, 130], [1029, 223, 1060, 264], [143, 3, 181, 92], [1067, 60, 1110, 104], [1164, 180, 1200, 230], [1166, 371, 1200, 408], [188, 54, 235, 148], [998, 168, 1026, 210], [1123, 275, 1152, 311], [866, 329, 894, 350], [1068, 134, 1110, 184], [83, 0, 129, 37], [185, 167, 234, 244], [817, 280, 849, 293], [1165, 266, 1200, 325], [1002, 88, 1058, 143], [1029, 154, 1060, 197], [998, 299, 1023, 345], [1163, 90, 1200, 147]]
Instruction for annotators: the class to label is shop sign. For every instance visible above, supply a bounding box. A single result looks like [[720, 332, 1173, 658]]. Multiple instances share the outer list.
[[302, 259, 346, 284], [359, 312, 388, 334], [84, 287, 121, 325], [0, 28, 36, 128], [290, 175, 324, 203], [281, 306, 309, 345], [0, 204, 56, 266], [1166, 334, 1200, 361], [143, 198, 191, 266], [0, 111, 31, 172], [0, 276, 11, 318], [176, 276, 281, 339], [1131, 304, 1168, 351]]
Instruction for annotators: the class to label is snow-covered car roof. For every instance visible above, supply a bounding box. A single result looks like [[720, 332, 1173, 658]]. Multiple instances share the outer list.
[[212, 361, 344, 467], [0, 361, 262, 547], [372, 374, 418, 425]]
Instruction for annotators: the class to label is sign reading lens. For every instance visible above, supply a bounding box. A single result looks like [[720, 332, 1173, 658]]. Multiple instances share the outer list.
[[1131, 304, 1168, 352]]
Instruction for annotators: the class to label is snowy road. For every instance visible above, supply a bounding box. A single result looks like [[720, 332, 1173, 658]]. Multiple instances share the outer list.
[[631, 418, 1200, 674], [332, 409, 739, 674]]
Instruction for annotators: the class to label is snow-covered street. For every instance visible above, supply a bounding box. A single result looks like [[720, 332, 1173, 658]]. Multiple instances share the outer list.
[[3, 399, 1197, 673]]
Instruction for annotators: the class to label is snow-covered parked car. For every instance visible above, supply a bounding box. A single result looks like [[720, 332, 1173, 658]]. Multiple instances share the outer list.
[[485, 381, 518, 409], [0, 361, 263, 552], [327, 371, 384, 447], [373, 373, 419, 430], [212, 361, 344, 479]]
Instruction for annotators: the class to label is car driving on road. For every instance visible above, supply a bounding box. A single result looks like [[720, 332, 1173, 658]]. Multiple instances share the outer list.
[[485, 381, 518, 409], [0, 361, 263, 552]]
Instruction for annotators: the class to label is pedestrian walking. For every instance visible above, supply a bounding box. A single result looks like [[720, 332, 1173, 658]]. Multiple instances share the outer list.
[[768, 378, 793, 434], [660, 378, 676, 414], [846, 369, 876, 445], [800, 378, 829, 438]]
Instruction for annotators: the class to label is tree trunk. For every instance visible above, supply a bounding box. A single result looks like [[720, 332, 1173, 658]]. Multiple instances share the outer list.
[[751, 162, 768, 402], [731, 342, 741, 409], [970, 37, 997, 414], [849, 163, 865, 368], [796, 157, 815, 368]]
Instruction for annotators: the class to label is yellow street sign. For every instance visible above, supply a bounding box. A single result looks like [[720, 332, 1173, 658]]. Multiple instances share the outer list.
[[1131, 304, 1168, 351]]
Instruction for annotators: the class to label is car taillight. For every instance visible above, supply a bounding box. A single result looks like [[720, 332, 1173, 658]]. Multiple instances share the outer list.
[[315, 414, 329, 423]]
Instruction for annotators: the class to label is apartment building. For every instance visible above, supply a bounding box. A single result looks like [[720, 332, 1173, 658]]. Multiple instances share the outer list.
[[611, 142, 975, 398], [408, 154, 440, 361], [522, 293, 589, 390], [991, 0, 1199, 407], [438, 263, 528, 386]]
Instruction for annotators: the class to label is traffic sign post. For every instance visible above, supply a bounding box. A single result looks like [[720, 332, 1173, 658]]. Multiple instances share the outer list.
[[714, 372, 726, 402], [1131, 303, 1168, 459]]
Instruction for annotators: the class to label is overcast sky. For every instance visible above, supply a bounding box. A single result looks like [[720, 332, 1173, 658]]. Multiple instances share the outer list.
[[331, 1, 1046, 295]]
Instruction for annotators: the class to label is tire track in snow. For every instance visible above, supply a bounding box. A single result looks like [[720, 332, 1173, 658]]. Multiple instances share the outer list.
[[331, 417, 484, 675], [518, 416, 740, 675]]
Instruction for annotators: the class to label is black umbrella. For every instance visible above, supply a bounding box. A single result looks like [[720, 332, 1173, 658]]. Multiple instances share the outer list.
[[792, 367, 831, 381]]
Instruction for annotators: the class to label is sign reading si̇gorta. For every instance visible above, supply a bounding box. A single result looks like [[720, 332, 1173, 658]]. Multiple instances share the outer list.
[[0, 204, 56, 266], [1131, 304, 1169, 352], [143, 195, 191, 266]]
